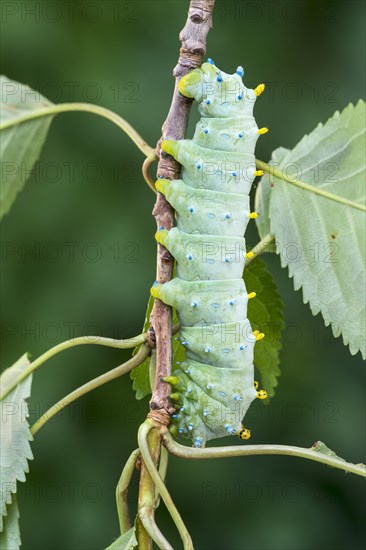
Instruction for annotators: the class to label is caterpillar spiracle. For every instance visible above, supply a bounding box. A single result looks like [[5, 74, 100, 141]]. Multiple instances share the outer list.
[[151, 59, 268, 448]]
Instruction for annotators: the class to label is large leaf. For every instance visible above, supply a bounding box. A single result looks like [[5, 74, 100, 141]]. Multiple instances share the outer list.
[[0, 76, 54, 219], [244, 258, 285, 397], [255, 101, 365, 358], [105, 526, 137, 550], [255, 147, 288, 239], [0, 497, 21, 550], [0, 353, 33, 535]]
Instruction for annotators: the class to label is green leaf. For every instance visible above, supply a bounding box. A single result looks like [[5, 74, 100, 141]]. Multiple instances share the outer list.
[[255, 147, 288, 239], [131, 294, 154, 399], [105, 526, 138, 550], [0, 496, 21, 550], [244, 258, 285, 397], [256, 101, 366, 358], [0, 353, 33, 534], [131, 293, 185, 400], [0, 76, 54, 219]]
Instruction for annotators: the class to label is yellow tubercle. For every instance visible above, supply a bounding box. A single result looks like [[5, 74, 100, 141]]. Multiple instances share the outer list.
[[258, 127, 269, 135], [248, 292, 257, 300], [249, 212, 259, 219], [255, 332, 265, 341], [254, 380, 259, 389], [246, 251, 255, 259], [254, 170, 264, 177], [254, 83, 265, 97], [256, 389, 268, 400], [238, 426, 251, 440], [170, 393, 180, 401]]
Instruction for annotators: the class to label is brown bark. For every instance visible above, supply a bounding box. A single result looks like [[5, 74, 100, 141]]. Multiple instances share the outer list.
[[149, 0, 215, 417]]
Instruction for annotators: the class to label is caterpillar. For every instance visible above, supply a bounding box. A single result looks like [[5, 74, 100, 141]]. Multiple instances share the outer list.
[[151, 59, 268, 447]]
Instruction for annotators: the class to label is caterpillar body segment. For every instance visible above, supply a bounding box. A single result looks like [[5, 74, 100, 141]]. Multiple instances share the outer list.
[[154, 61, 266, 446]]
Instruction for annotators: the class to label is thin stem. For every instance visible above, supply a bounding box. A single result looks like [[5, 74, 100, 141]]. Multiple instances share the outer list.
[[136, 426, 162, 550], [245, 233, 275, 266], [138, 421, 193, 549], [256, 159, 366, 213], [155, 445, 169, 508], [30, 345, 150, 435], [0, 102, 154, 157], [162, 433, 366, 478], [116, 448, 140, 534], [149, 349, 157, 395], [0, 333, 145, 401], [142, 154, 158, 193], [139, 507, 173, 550]]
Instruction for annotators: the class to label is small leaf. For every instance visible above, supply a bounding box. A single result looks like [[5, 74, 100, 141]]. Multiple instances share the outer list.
[[0, 76, 54, 219], [0, 353, 33, 533], [244, 258, 285, 397], [131, 294, 154, 399], [131, 294, 184, 400], [0, 496, 21, 550], [311, 441, 366, 471], [311, 441, 342, 459], [256, 101, 366, 358], [105, 526, 138, 550]]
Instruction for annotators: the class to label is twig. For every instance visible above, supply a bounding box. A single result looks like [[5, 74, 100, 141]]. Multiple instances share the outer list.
[[139, 507, 173, 550], [149, 0, 215, 418], [116, 448, 140, 534], [30, 345, 150, 435], [162, 433, 366, 478], [136, 426, 163, 550], [138, 421, 193, 549], [137, 4, 215, 548]]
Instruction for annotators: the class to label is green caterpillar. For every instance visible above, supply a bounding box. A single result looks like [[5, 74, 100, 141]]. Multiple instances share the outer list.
[[152, 60, 268, 447]]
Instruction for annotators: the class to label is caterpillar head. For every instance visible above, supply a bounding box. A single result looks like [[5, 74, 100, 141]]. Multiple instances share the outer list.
[[178, 59, 263, 118]]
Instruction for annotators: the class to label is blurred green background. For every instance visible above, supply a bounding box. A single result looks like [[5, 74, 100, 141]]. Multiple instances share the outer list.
[[1, 1, 365, 549]]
